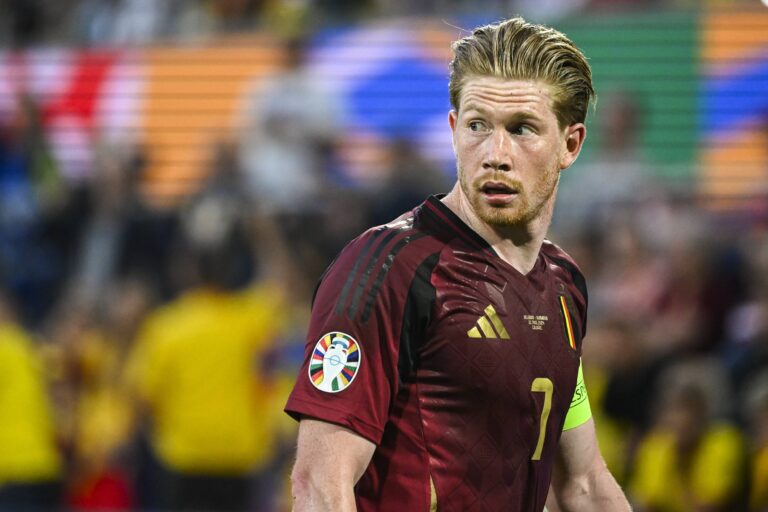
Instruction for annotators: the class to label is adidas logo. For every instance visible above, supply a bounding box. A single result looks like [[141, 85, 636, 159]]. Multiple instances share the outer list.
[[467, 305, 510, 339]]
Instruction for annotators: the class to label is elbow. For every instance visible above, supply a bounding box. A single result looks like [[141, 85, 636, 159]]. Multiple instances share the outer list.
[[290, 464, 315, 505], [556, 477, 591, 507], [291, 463, 345, 509]]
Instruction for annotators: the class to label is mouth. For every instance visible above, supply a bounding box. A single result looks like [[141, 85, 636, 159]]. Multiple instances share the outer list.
[[481, 182, 518, 195], [479, 181, 519, 205]]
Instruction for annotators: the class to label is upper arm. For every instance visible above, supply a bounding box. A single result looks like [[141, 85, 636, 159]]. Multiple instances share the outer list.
[[551, 418, 604, 492], [551, 419, 630, 511], [293, 418, 376, 486], [291, 418, 376, 511], [285, 225, 428, 444]]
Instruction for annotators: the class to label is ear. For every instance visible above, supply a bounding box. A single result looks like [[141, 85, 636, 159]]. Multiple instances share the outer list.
[[448, 109, 458, 153], [559, 123, 586, 171]]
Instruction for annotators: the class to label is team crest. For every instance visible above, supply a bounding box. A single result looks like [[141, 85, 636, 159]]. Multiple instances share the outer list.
[[308, 332, 362, 393]]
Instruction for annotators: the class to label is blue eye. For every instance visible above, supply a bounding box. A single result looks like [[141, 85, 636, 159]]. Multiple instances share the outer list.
[[468, 120, 487, 132]]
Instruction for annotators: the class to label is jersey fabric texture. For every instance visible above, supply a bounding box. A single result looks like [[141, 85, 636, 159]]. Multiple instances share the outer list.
[[285, 196, 589, 512]]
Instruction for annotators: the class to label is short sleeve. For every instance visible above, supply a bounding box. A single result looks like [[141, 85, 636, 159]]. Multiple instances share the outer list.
[[284, 231, 415, 445]]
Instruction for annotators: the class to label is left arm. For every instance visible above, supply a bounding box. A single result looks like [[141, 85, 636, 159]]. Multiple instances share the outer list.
[[549, 418, 631, 512]]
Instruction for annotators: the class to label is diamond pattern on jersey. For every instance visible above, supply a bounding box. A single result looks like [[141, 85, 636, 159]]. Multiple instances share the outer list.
[[466, 305, 510, 339]]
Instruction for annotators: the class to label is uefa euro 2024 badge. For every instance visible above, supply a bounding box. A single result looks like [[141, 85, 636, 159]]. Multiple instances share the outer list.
[[309, 332, 362, 393]]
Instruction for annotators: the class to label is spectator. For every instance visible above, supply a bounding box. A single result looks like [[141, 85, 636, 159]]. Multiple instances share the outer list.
[[744, 371, 768, 511], [0, 291, 62, 511], [0, 94, 62, 325], [124, 239, 288, 511], [630, 359, 748, 512], [70, 142, 177, 307], [553, 89, 659, 237], [580, 320, 644, 484], [366, 138, 451, 226], [235, 35, 342, 214], [63, 279, 154, 512]]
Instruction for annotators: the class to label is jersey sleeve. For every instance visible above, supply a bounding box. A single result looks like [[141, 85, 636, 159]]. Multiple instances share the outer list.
[[562, 359, 592, 431], [284, 228, 419, 445], [543, 241, 589, 351]]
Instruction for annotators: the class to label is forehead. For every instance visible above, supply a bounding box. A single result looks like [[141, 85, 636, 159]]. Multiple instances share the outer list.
[[458, 76, 556, 117]]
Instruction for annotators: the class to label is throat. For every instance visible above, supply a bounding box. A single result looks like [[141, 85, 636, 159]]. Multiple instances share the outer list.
[[441, 187, 543, 275], [490, 239, 541, 276]]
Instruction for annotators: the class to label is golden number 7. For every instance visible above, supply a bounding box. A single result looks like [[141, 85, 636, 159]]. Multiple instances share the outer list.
[[530, 377, 553, 461]]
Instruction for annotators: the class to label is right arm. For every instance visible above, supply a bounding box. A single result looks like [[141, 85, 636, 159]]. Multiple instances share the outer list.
[[291, 418, 376, 512], [286, 227, 418, 510]]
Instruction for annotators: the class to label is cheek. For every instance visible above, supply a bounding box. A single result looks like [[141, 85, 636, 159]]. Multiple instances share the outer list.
[[456, 140, 479, 166], [527, 141, 560, 171]]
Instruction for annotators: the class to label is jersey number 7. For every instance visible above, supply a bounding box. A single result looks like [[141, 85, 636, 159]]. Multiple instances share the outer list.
[[530, 377, 553, 461]]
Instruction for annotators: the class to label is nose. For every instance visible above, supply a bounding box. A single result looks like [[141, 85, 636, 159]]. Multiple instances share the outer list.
[[482, 129, 512, 172]]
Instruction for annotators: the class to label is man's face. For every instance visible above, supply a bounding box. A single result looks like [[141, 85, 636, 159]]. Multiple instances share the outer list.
[[449, 76, 584, 228]]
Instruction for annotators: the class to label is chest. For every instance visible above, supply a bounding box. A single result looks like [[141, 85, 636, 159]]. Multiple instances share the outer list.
[[419, 253, 581, 413]]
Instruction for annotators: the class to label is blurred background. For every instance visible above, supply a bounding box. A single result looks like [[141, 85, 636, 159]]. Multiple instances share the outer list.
[[0, 0, 767, 511]]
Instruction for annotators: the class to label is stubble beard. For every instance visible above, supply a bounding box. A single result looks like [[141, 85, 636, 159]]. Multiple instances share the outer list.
[[458, 163, 559, 229]]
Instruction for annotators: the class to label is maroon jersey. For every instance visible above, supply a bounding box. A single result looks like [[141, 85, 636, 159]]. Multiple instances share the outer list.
[[285, 195, 587, 512]]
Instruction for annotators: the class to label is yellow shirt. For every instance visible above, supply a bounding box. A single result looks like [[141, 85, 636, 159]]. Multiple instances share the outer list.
[[0, 324, 61, 483], [126, 284, 285, 473], [72, 330, 134, 471], [752, 444, 768, 511], [631, 423, 746, 511], [584, 365, 629, 484]]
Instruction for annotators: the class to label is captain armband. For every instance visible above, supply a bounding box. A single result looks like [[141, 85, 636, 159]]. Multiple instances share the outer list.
[[562, 360, 592, 431]]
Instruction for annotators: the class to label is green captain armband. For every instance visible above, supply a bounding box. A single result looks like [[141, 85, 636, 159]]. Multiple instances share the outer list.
[[562, 360, 592, 431]]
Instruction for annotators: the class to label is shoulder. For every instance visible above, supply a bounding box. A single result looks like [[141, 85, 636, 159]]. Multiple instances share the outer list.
[[541, 240, 588, 304], [134, 292, 202, 348], [313, 210, 447, 322], [541, 240, 589, 338], [0, 324, 34, 362], [702, 423, 747, 452], [325, 207, 447, 281]]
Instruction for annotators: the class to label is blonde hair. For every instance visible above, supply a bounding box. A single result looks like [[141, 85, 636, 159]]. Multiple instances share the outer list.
[[449, 17, 595, 127]]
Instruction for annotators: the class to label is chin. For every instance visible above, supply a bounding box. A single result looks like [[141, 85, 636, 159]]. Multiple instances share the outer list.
[[477, 205, 527, 227], [469, 195, 526, 226]]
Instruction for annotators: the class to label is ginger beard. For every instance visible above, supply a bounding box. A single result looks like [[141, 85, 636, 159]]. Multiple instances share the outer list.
[[457, 161, 560, 228]]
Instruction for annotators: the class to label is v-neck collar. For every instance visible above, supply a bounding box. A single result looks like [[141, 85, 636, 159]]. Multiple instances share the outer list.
[[423, 194, 546, 279]]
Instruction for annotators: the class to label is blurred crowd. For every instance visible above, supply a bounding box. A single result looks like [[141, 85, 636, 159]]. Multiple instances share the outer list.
[[1, 3, 768, 512], [0, 0, 763, 47]]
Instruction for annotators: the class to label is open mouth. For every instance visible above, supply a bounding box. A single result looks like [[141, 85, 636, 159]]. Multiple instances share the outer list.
[[481, 182, 517, 196]]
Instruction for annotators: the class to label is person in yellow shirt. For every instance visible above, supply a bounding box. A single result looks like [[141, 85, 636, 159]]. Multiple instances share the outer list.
[[743, 371, 768, 512], [630, 374, 748, 512], [125, 245, 287, 512], [58, 285, 147, 511], [0, 292, 62, 511]]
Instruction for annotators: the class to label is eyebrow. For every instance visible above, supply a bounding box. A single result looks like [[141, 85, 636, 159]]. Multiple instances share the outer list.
[[462, 104, 542, 123]]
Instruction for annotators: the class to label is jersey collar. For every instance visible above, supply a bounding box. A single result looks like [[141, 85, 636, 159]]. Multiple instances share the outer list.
[[423, 194, 498, 256], [422, 194, 546, 278]]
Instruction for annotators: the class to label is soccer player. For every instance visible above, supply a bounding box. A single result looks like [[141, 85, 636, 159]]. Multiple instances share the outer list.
[[285, 17, 631, 511]]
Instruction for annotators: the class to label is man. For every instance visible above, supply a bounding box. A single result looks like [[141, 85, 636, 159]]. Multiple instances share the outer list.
[[285, 17, 631, 511], [125, 241, 285, 512], [0, 291, 62, 511]]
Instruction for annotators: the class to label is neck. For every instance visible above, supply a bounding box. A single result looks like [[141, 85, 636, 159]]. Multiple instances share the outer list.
[[441, 184, 553, 275]]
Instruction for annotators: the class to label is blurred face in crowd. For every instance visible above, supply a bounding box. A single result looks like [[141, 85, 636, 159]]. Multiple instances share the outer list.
[[658, 389, 707, 452], [449, 76, 585, 229]]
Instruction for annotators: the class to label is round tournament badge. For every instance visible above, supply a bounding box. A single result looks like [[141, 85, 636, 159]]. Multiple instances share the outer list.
[[308, 332, 362, 393]]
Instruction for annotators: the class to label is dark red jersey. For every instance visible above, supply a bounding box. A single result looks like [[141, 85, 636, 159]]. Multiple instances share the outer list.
[[285, 195, 588, 512]]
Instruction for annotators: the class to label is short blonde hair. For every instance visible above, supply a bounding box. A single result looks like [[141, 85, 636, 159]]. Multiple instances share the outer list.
[[449, 17, 595, 127]]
